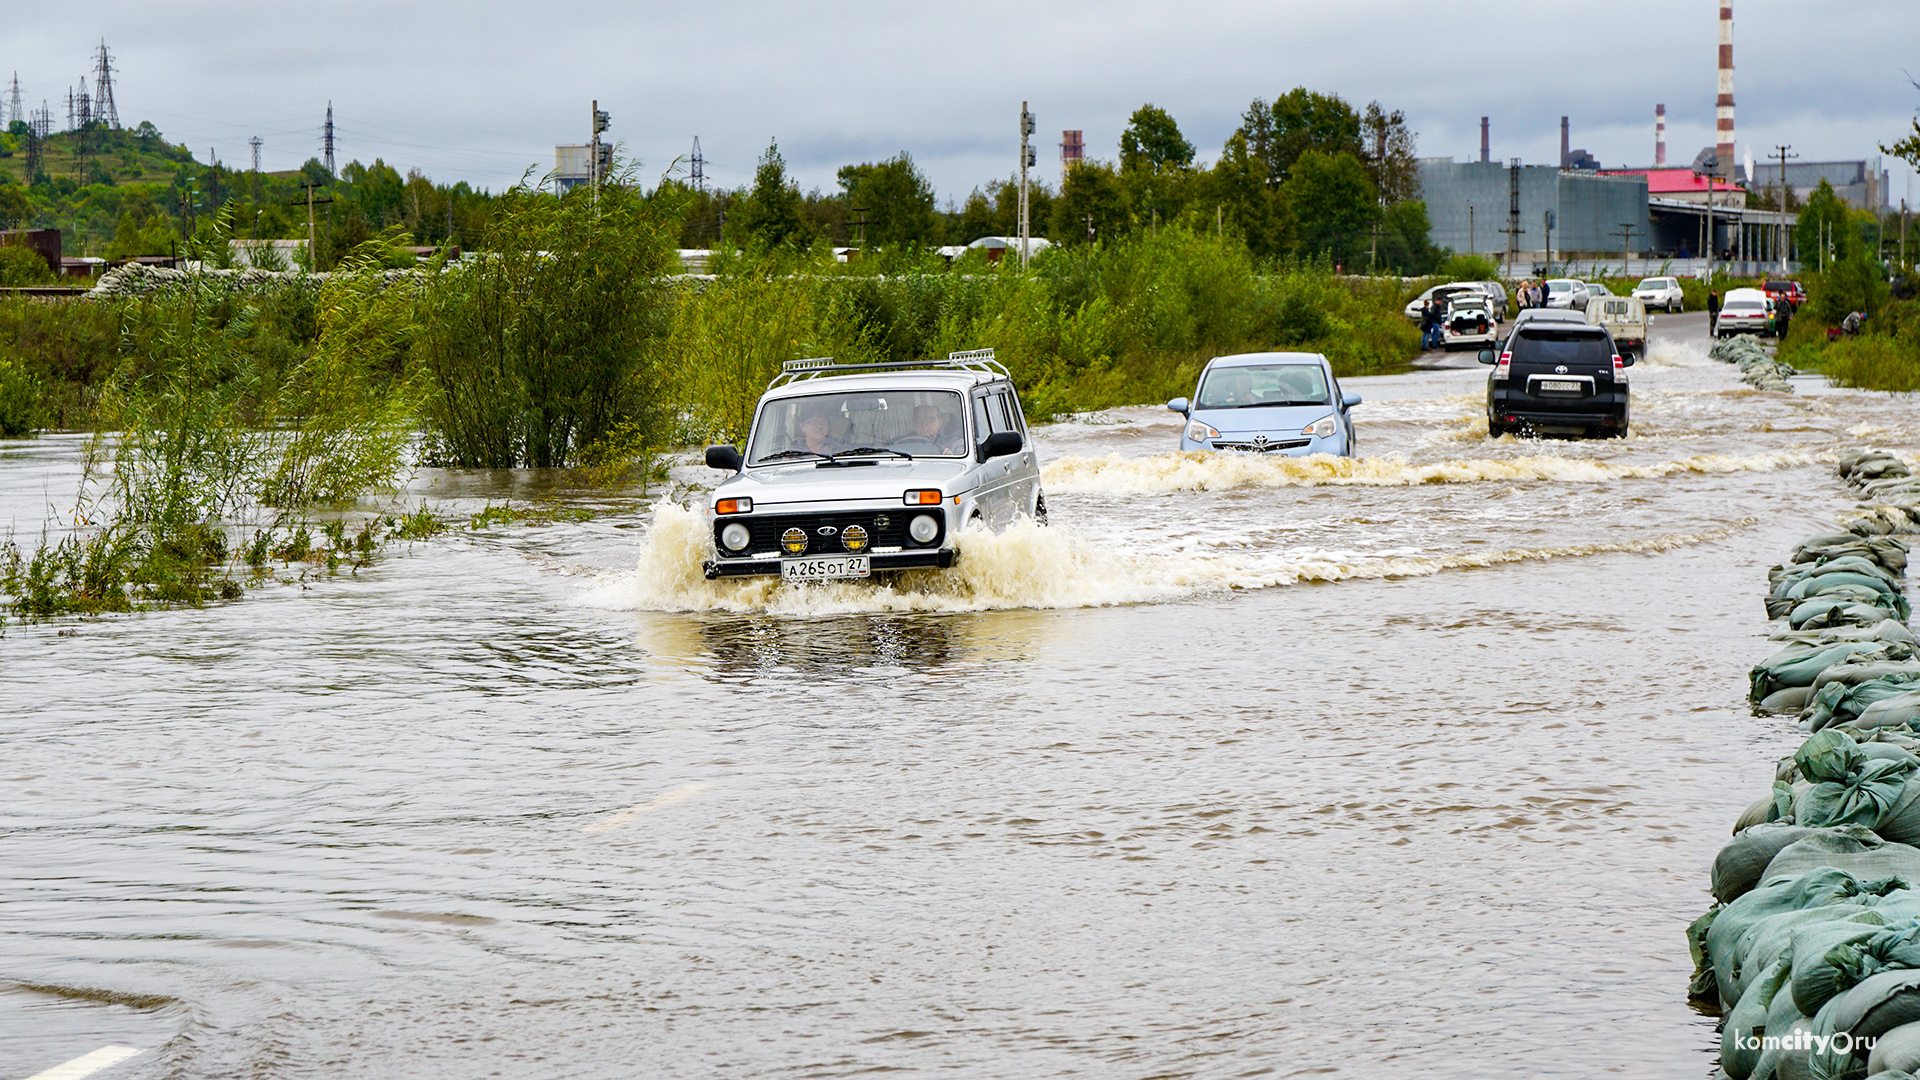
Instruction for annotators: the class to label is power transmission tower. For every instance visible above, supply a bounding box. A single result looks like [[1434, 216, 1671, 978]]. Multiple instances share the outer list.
[[23, 112, 43, 183], [1018, 102, 1034, 266], [249, 136, 264, 201], [689, 136, 705, 192], [92, 41, 118, 128], [6, 74, 20, 130], [322, 102, 335, 176], [65, 85, 75, 133], [590, 100, 610, 212]]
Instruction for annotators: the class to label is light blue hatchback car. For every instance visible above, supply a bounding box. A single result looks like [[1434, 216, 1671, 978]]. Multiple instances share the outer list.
[[1166, 352, 1362, 457]]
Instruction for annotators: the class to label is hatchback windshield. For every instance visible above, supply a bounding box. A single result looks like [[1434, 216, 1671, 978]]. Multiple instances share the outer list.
[[748, 389, 968, 464], [1196, 364, 1330, 409], [1636, 278, 1672, 290], [1546, 280, 1577, 296]]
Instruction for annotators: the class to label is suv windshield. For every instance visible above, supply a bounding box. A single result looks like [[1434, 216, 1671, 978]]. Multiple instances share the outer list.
[[1196, 364, 1330, 409], [1636, 278, 1670, 289], [748, 389, 968, 464], [1511, 329, 1612, 365]]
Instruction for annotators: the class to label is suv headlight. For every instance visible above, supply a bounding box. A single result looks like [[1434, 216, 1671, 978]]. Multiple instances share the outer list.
[[720, 522, 751, 551], [908, 514, 939, 544], [1185, 419, 1220, 442], [1303, 415, 1337, 438]]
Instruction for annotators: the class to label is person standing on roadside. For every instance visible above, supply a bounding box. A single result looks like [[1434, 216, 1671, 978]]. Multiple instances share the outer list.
[[1707, 288, 1721, 338], [1420, 298, 1441, 350], [1775, 296, 1793, 343]]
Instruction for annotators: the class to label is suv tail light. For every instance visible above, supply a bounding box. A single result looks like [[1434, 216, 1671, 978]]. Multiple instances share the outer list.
[[1611, 353, 1627, 384], [1493, 350, 1511, 381]]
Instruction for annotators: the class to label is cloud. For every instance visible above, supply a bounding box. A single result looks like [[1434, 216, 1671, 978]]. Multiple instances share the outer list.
[[9, 0, 1916, 200]]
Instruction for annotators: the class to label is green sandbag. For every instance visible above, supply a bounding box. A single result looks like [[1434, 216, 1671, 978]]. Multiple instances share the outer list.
[[1706, 869, 1902, 1009], [1807, 970, 1920, 1077], [1763, 827, 1920, 885], [1755, 644, 1899, 702], [1819, 664, 1920, 694], [1874, 782, 1920, 847], [1814, 682, 1920, 733], [1770, 686, 1821, 714], [1720, 825, 1828, 903], [1869, 1022, 1920, 1075], [1793, 921, 1906, 1016], [1751, 983, 1818, 1079], [1726, 955, 1795, 1080], [1794, 601, 1902, 632], [1854, 695, 1920, 733]]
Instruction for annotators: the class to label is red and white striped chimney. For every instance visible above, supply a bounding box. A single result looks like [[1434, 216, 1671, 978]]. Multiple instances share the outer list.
[[1655, 104, 1667, 167], [1716, 4, 1735, 177]]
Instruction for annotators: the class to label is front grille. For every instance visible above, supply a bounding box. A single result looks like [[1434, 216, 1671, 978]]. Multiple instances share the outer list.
[[717, 508, 944, 557], [1214, 438, 1311, 453]]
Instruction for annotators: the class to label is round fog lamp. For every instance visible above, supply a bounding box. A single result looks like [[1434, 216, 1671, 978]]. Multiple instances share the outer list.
[[721, 522, 751, 552], [908, 514, 939, 544], [841, 524, 869, 552], [780, 527, 808, 555]]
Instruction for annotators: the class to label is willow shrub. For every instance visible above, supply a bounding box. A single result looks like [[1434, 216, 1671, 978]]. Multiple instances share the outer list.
[[413, 175, 680, 467]]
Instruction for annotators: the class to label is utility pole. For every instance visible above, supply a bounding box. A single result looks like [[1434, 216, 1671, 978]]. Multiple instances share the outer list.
[[1773, 144, 1797, 272], [1468, 204, 1475, 257], [297, 180, 333, 270], [1018, 102, 1034, 267], [1504, 158, 1521, 279], [1613, 222, 1636, 276], [1543, 209, 1555, 273]]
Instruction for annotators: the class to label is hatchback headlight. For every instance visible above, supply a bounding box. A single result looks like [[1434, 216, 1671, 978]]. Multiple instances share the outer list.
[[908, 514, 939, 544], [720, 522, 751, 552], [1185, 419, 1220, 442], [1303, 415, 1337, 439]]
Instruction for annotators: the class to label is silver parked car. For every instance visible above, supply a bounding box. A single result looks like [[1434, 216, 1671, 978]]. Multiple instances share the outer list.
[[1544, 279, 1591, 312], [701, 350, 1044, 582]]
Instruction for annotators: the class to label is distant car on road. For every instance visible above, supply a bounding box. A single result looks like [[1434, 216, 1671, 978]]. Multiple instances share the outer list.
[[1480, 322, 1633, 439], [1716, 287, 1773, 338], [1503, 307, 1588, 340], [1402, 282, 1483, 323], [1168, 352, 1362, 458], [1442, 295, 1499, 351], [1544, 279, 1592, 312], [1633, 276, 1685, 312], [1585, 282, 1615, 298], [1586, 295, 1649, 357], [1763, 279, 1807, 308]]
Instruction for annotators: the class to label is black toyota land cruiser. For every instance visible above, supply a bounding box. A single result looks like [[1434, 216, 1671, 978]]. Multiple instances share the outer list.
[[1479, 323, 1633, 439]]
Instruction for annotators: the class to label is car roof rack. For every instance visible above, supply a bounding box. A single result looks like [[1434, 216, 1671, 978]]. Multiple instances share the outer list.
[[767, 349, 1009, 389]]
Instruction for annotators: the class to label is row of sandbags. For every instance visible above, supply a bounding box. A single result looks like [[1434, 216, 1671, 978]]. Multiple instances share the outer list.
[[1715, 335, 1798, 392], [1697, 453, 1920, 1079], [1845, 453, 1920, 512]]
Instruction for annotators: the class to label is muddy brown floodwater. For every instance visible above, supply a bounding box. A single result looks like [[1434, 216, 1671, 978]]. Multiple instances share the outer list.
[[3, 312, 1916, 1078]]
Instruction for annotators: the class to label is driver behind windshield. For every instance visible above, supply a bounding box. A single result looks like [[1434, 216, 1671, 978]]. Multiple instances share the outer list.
[[910, 404, 964, 455]]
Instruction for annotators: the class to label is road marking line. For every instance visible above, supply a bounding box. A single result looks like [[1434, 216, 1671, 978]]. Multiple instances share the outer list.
[[24, 1045, 144, 1080], [581, 782, 710, 832]]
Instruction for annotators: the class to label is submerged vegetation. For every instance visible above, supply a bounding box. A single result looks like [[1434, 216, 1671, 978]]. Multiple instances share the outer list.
[[1, 158, 1424, 620]]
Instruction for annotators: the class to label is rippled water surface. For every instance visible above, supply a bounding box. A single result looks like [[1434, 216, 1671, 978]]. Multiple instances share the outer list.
[[5, 315, 1917, 1078]]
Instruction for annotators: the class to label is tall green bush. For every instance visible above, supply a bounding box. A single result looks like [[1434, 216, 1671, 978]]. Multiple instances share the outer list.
[[413, 172, 679, 467]]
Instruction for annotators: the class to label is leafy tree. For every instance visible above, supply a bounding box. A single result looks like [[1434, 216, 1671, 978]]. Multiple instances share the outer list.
[[1119, 105, 1195, 172], [734, 140, 811, 250], [0, 184, 30, 229], [1373, 200, 1441, 275], [1203, 132, 1294, 258], [992, 176, 1054, 240], [1235, 89, 1364, 186], [1051, 162, 1129, 245], [954, 188, 997, 243], [1284, 150, 1378, 268], [1797, 179, 1856, 268], [837, 152, 939, 249], [1360, 102, 1421, 205]]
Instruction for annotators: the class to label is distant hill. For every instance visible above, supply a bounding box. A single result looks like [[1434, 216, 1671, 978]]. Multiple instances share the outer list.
[[0, 124, 202, 187]]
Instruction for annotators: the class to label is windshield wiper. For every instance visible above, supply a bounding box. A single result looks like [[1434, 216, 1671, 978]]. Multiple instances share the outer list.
[[832, 446, 913, 460], [757, 449, 833, 463]]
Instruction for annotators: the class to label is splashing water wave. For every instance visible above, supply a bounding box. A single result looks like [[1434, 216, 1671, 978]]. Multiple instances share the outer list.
[[579, 503, 1757, 616], [1039, 448, 1823, 495]]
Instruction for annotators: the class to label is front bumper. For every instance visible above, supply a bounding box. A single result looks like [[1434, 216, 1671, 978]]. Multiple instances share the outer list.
[[704, 548, 958, 579]]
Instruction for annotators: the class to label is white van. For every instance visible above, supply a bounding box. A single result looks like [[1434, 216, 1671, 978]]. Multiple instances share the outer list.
[[1586, 295, 1648, 357]]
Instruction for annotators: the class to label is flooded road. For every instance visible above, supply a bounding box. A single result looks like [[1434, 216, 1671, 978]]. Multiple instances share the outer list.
[[4, 313, 1917, 1078]]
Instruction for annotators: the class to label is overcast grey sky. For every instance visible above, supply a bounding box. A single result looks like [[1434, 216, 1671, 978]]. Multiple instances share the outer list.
[[10, 1, 1918, 206]]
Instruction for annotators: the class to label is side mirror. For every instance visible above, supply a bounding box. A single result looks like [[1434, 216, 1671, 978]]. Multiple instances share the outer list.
[[705, 444, 743, 471], [1341, 391, 1362, 409], [1477, 349, 1497, 364], [1619, 354, 1637, 367], [979, 430, 1023, 461], [1166, 398, 1189, 414]]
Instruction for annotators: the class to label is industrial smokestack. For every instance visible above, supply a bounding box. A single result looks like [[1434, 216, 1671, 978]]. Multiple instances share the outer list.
[[1655, 104, 1667, 167], [1560, 116, 1570, 168], [1480, 117, 1489, 163], [1717, 4, 1735, 178]]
